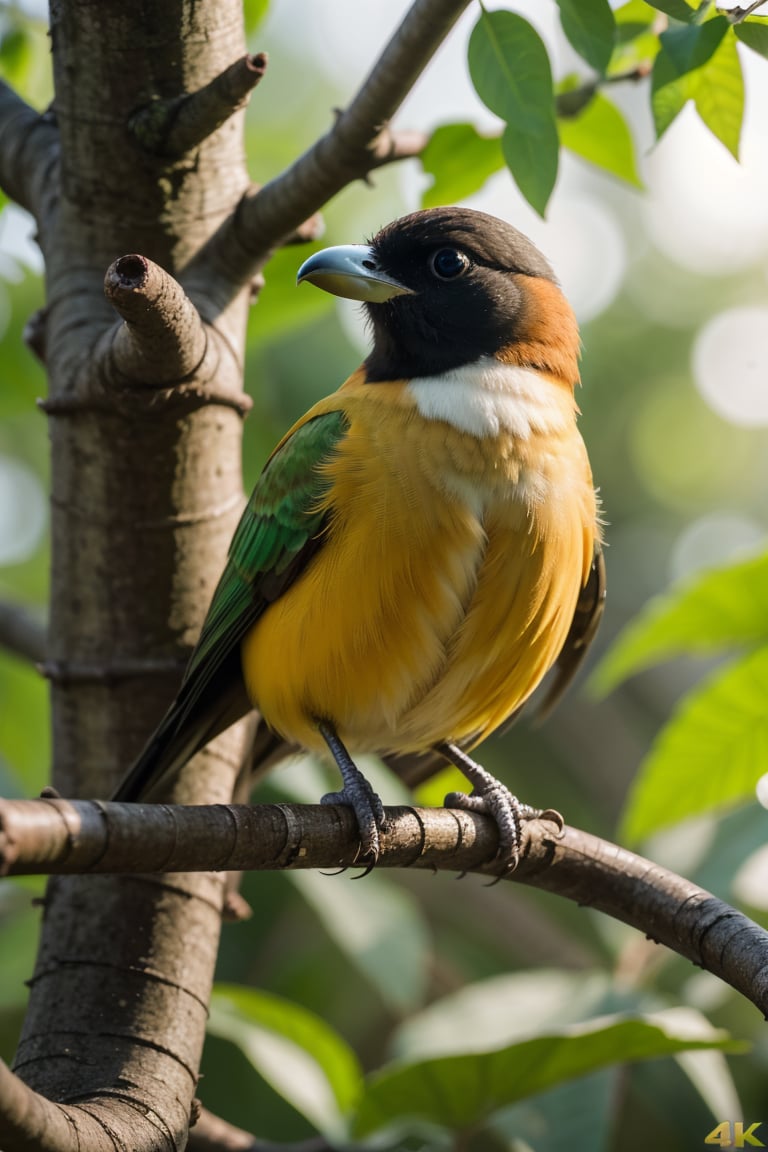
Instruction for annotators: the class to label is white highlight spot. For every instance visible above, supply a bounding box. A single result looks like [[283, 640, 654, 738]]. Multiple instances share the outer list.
[[734, 842, 768, 910], [0, 205, 44, 277], [526, 196, 626, 324], [756, 774, 768, 810], [645, 101, 768, 275], [692, 307, 768, 427], [0, 456, 47, 566], [670, 513, 766, 584]]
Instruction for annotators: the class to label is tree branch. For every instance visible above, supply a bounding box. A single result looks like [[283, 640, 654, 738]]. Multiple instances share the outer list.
[[184, 0, 467, 299], [2, 797, 767, 1016], [0, 601, 46, 664], [0, 1057, 161, 1152], [130, 53, 268, 158], [101, 254, 211, 385], [0, 82, 59, 225], [720, 0, 768, 20]]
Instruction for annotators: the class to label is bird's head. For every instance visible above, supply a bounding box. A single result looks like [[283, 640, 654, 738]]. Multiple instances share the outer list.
[[297, 206, 580, 385]]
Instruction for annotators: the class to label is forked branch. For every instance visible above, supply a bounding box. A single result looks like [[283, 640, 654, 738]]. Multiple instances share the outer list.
[[186, 0, 469, 296]]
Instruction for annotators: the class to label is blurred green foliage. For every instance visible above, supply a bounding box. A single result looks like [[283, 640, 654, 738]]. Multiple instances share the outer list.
[[593, 551, 768, 842], [2, 1, 768, 1148]]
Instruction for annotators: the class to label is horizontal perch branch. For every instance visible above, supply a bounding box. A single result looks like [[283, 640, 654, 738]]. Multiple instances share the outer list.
[[2, 796, 767, 1016]]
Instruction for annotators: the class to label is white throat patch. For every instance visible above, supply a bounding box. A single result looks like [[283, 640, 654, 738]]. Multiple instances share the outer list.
[[406, 359, 568, 440]]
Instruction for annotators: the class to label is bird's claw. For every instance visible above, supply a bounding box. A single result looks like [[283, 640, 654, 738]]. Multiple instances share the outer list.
[[438, 742, 563, 873], [318, 720, 387, 867], [444, 786, 526, 871], [445, 789, 564, 871], [321, 776, 386, 866]]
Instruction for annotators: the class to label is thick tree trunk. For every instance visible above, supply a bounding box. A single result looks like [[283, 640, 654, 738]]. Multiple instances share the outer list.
[[15, 1, 252, 1143]]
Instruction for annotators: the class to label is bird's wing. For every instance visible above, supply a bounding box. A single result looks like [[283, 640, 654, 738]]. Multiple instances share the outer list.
[[182, 407, 349, 704], [535, 542, 606, 721], [112, 408, 349, 800]]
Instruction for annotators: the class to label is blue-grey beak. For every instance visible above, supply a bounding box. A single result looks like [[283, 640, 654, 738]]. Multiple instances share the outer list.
[[297, 244, 414, 303]]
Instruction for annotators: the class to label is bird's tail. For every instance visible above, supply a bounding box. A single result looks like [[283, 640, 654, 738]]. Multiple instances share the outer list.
[[112, 659, 250, 801], [112, 703, 215, 802]]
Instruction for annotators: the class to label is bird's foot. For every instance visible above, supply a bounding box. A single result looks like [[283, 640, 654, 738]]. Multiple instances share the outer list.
[[438, 742, 563, 872], [318, 720, 386, 865]]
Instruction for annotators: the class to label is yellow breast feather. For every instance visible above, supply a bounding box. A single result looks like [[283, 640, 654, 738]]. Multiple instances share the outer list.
[[242, 363, 597, 756]]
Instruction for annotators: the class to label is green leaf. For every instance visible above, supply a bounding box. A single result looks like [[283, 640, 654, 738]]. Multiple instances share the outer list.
[[612, 0, 663, 72], [556, 0, 616, 74], [645, 0, 696, 22], [622, 646, 768, 842], [501, 119, 559, 217], [734, 17, 768, 59], [614, 0, 660, 36], [290, 869, 430, 1013], [420, 123, 504, 209], [651, 19, 743, 157], [354, 1014, 742, 1138], [610, 29, 661, 73], [492, 1068, 618, 1152], [208, 984, 362, 1138], [558, 90, 643, 187], [468, 10, 560, 215], [391, 970, 612, 1062], [468, 10, 555, 127], [651, 48, 690, 140], [660, 19, 726, 73], [243, 0, 269, 34], [591, 551, 768, 695], [694, 24, 743, 159]]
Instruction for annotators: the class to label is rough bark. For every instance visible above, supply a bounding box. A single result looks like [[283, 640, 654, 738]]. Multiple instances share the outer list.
[[16, 4, 255, 1146]]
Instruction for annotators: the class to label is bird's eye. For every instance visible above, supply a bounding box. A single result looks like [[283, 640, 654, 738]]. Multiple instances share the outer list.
[[429, 248, 470, 280]]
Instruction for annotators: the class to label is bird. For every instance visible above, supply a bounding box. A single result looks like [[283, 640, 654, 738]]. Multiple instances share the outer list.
[[113, 205, 605, 867]]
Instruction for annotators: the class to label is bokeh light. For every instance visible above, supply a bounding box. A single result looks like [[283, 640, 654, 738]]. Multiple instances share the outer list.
[[644, 60, 768, 275], [693, 306, 768, 427], [733, 841, 768, 909], [0, 455, 47, 566], [670, 513, 766, 583], [0, 205, 43, 278], [757, 774, 768, 810]]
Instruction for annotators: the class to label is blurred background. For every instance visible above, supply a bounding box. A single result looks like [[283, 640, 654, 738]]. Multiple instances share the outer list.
[[2, 1, 768, 1148]]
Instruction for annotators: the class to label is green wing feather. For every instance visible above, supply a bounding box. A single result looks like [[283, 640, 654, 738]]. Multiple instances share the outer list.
[[184, 409, 348, 696], [113, 409, 349, 801]]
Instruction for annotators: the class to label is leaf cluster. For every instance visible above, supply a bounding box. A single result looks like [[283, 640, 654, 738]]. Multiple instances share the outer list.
[[422, 0, 764, 216]]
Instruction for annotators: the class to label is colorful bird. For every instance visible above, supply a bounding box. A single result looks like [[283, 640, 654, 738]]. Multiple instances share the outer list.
[[113, 206, 605, 866]]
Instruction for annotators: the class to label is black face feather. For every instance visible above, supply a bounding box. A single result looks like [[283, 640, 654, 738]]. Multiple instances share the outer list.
[[363, 207, 557, 381]]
